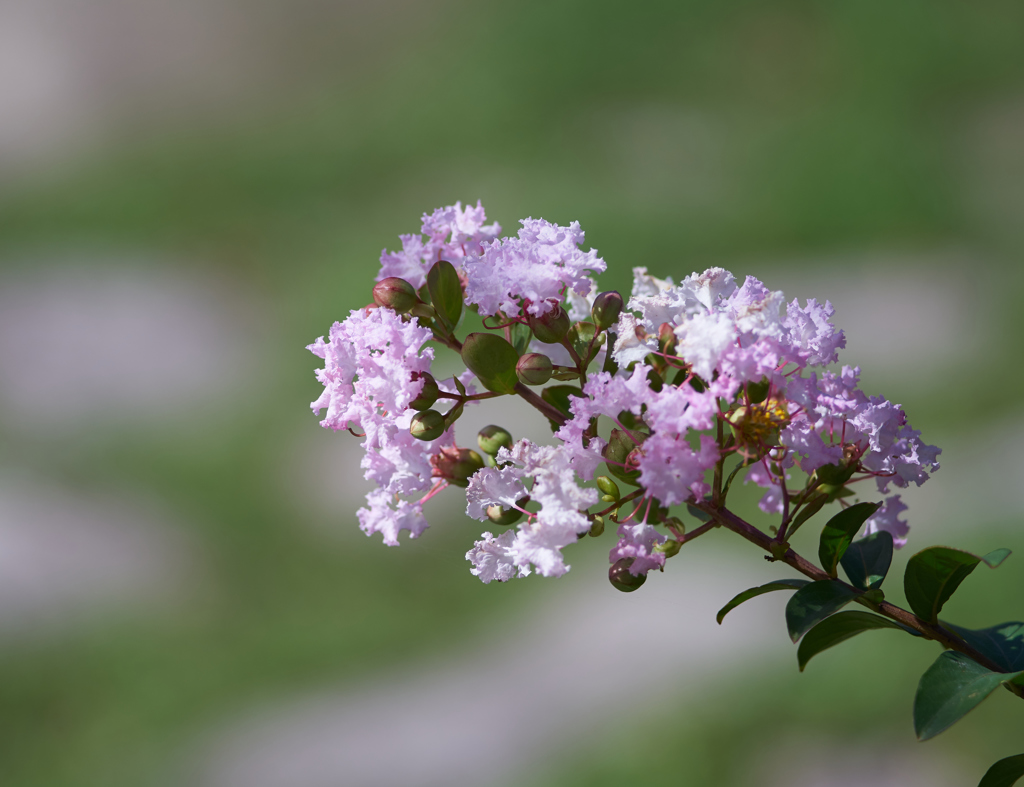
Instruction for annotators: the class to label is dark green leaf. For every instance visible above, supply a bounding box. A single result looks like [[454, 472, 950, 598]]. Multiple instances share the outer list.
[[798, 610, 917, 671], [716, 579, 809, 625], [914, 651, 1021, 740], [460, 332, 519, 395], [946, 621, 1024, 673], [687, 504, 712, 523], [904, 546, 1011, 623], [568, 321, 598, 361], [787, 493, 827, 537], [818, 502, 880, 577], [601, 427, 642, 486], [540, 385, 584, 432], [841, 530, 894, 590], [979, 754, 1024, 787], [426, 260, 463, 330], [815, 462, 856, 486], [786, 580, 860, 642]]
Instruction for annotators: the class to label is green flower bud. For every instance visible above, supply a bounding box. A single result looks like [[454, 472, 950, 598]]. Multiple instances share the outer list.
[[486, 504, 523, 526], [591, 291, 623, 330], [654, 539, 683, 559], [589, 515, 605, 537], [516, 353, 553, 386], [596, 475, 620, 500], [431, 446, 485, 487], [477, 425, 514, 456], [608, 557, 646, 592], [372, 277, 418, 313], [410, 409, 445, 441], [408, 372, 440, 411], [658, 322, 677, 355], [528, 304, 571, 344]]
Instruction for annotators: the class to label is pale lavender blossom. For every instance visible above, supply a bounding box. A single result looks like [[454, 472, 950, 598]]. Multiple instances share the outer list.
[[466, 530, 529, 583], [610, 521, 667, 576], [464, 218, 606, 316]]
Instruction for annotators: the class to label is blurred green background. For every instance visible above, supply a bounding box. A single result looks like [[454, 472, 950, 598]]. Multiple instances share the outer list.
[[1, 1, 1023, 785]]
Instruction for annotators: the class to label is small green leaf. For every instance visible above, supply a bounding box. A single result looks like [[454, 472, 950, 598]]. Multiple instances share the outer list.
[[510, 321, 533, 355], [426, 260, 463, 330], [601, 427, 642, 486], [841, 530, 894, 590], [787, 493, 827, 537], [687, 504, 712, 523], [914, 651, 1021, 741], [815, 462, 857, 486], [785, 580, 860, 642], [797, 610, 917, 671], [460, 332, 519, 395], [945, 621, 1024, 673], [716, 579, 809, 625], [539, 385, 584, 432], [818, 502, 880, 577], [904, 546, 1011, 623], [979, 753, 1024, 787]]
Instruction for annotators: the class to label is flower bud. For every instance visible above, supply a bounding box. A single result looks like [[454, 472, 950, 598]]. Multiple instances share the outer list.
[[596, 476, 620, 500], [608, 557, 646, 592], [516, 353, 553, 386], [431, 446, 485, 487], [528, 304, 571, 344], [408, 372, 440, 411], [477, 425, 513, 456], [372, 277, 418, 313], [591, 291, 623, 330], [658, 322, 677, 355], [486, 504, 523, 526], [409, 409, 445, 441], [589, 515, 605, 537]]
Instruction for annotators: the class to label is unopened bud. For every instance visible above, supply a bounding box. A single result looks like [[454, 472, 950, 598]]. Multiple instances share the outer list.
[[431, 446, 485, 487], [658, 323, 677, 355], [486, 504, 523, 526], [408, 372, 440, 411], [589, 515, 605, 537], [410, 409, 445, 441], [528, 303, 571, 344], [608, 557, 646, 592], [477, 425, 513, 456], [516, 353, 553, 386], [591, 291, 623, 330], [596, 476, 620, 500], [373, 277, 418, 313], [655, 539, 683, 558]]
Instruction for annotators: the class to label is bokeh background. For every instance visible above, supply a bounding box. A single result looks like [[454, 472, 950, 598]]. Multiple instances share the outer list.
[[1, 1, 1023, 785]]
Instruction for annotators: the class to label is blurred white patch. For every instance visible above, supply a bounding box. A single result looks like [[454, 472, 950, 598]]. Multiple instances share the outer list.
[[0, 262, 262, 432], [0, 474, 193, 635], [187, 550, 795, 787]]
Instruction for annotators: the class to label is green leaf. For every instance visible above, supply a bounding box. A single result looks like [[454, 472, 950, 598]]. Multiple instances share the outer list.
[[687, 504, 712, 523], [785, 580, 860, 642], [841, 530, 894, 590], [797, 610, 917, 671], [539, 385, 584, 432], [787, 493, 827, 537], [510, 321, 533, 355], [601, 427, 643, 486], [904, 546, 1012, 623], [460, 332, 519, 395], [914, 651, 1022, 741], [815, 462, 857, 486], [979, 754, 1024, 787], [426, 260, 463, 330], [716, 579, 809, 625], [946, 621, 1024, 673], [818, 502, 880, 577]]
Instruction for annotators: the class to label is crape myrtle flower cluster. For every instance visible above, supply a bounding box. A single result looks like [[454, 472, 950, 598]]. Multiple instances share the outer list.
[[307, 203, 1024, 783], [307, 200, 940, 588]]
